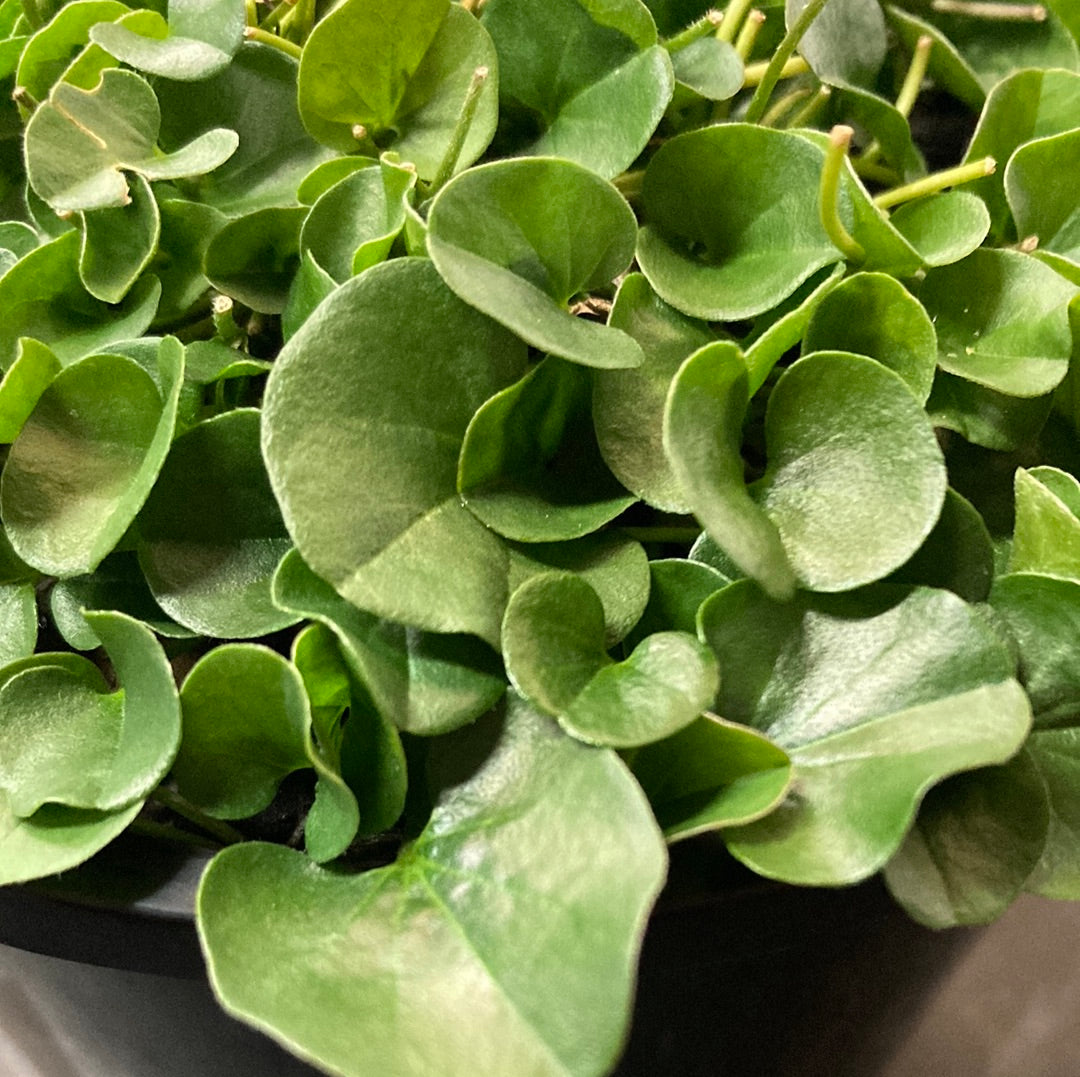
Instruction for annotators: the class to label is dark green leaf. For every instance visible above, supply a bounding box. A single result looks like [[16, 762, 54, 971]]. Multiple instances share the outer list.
[[79, 172, 160, 303]]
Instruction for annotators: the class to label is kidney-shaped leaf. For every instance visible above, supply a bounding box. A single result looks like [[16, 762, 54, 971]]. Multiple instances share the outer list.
[[638, 125, 843, 321], [701, 582, 1032, 885], [503, 572, 717, 748], [262, 257, 527, 646], [427, 157, 642, 369], [198, 696, 666, 1077]]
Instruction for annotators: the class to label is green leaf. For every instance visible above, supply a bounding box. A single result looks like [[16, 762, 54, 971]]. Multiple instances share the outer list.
[[624, 556, 729, 645], [137, 408, 298, 639], [299, 160, 417, 283], [459, 356, 635, 542], [272, 542, 506, 739], [0, 609, 179, 815], [151, 198, 227, 323], [263, 258, 526, 646], [756, 350, 946, 592], [482, 0, 672, 179], [78, 172, 160, 303], [174, 644, 313, 819], [295, 157, 377, 205], [638, 125, 842, 321], [803, 271, 937, 403], [1006, 129, 1080, 275], [503, 572, 717, 748], [25, 68, 239, 214], [889, 191, 990, 269], [299, 2, 497, 179], [926, 371, 1054, 452], [670, 36, 742, 101], [919, 249, 1076, 399], [822, 81, 925, 181], [1, 341, 182, 577], [197, 697, 666, 1077], [0, 231, 160, 370], [1025, 728, 1080, 899], [427, 157, 643, 369], [0, 338, 61, 442], [90, 0, 245, 81], [281, 250, 337, 342], [788, 0, 886, 90], [1008, 465, 1080, 580], [0, 582, 36, 665], [701, 582, 1033, 885], [964, 67, 1080, 240], [204, 206, 306, 314], [155, 43, 335, 214], [631, 714, 792, 839], [592, 273, 713, 513], [884, 751, 1049, 927], [663, 342, 796, 601]]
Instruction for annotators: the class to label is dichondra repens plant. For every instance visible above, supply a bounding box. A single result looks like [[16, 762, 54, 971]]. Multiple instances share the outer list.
[[2, 0, 1080, 1073]]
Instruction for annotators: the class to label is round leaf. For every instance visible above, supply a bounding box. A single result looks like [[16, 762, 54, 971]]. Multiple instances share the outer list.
[[888, 192, 990, 269], [1006, 129, 1080, 274]]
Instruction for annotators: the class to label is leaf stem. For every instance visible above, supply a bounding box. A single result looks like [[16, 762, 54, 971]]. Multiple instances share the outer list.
[[149, 786, 246, 845], [819, 126, 865, 263], [930, 0, 1046, 20], [662, 9, 723, 53], [258, 0, 294, 31], [761, 86, 811, 126], [612, 168, 645, 204], [734, 9, 766, 61], [12, 86, 40, 113], [242, 24, 303, 58], [895, 34, 933, 118], [427, 65, 489, 196], [129, 817, 221, 851], [744, 0, 835, 123], [873, 155, 995, 210], [787, 82, 831, 127], [742, 55, 809, 89], [717, 0, 754, 44]]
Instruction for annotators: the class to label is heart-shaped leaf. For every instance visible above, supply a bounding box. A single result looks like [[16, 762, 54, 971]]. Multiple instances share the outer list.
[[503, 572, 717, 748], [638, 125, 843, 321], [1008, 465, 1080, 580], [482, 0, 672, 179], [459, 356, 636, 542], [90, 0, 245, 81], [919, 248, 1076, 399], [803, 271, 937, 402], [630, 713, 793, 839], [137, 408, 298, 639], [2, 341, 183, 577], [663, 341, 796, 601], [299, 1, 497, 179], [753, 351, 947, 591], [273, 549, 505, 737], [427, 157, 642, 369], [25, 68, 238, 214], [0, 609, 179, 816], [592, 273, 713, 513], [197, 696, 666, 1077], [262, 258, 527, 645], [702, 582, 1032, 885]]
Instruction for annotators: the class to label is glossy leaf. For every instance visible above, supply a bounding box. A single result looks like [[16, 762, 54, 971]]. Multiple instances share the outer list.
[[137, 409, 297, 639], [503, 572, 717, 748], [702, 582, 1032, 885], [920, 249, 1076, 399], [638, 125, 843, 321], [755, 351, 946, 592], [262, 258, 526, 646], [459, 356, 636, 542], [592, 273, 713, 512], [427, 158, 642, 369], [25, 68, 238, 214], [631, 714, 792, 839], [2, 342, 183, 577], [663, 342, 796, 601], [482, 0, 672, 178], [90, 0, 245, 81], [1025, 728, 1080, 899], [802, 271, 937, 402], [78, 172, 160, 303], [198, 697, 666, 1077]]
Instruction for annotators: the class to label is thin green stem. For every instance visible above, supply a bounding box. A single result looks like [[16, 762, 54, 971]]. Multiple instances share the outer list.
[[931, 0, 1046, 20], [744, 0, 835, 123], [258, 0, 294, 31], [612, 168, 645, 204], [761, 86, 811, 127], [242, 24, 302, 58], [851, 156, 901, 187], [12, 86, 40, 113], [150, 787, 246, 845], [895, 34, 933, 118], [130, 817, 221, 851], [427, 65, 489, 196], [662, 9, 723, 52], [717, 0, 754, 43], [734, 9, 765, 61], [245, 0, 258, 25], [820, 125, 865, 263], [742, 54, 809, 89], [873, 155, 995, 210], [787, 82, 831, 128]]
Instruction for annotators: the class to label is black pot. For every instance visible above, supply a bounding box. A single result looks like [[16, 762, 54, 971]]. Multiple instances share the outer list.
[[0, 831, 1028, 1077]]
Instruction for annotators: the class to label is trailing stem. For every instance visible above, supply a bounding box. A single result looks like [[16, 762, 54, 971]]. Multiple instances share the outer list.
[[717, 0, 755, 44], [662, 9, 723, 52], [819, 125, 866, 263], [873, 156, 996, 210]]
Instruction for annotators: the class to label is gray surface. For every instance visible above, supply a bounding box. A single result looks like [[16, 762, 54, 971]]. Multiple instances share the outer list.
[[2, 894, 1079, 1076]]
